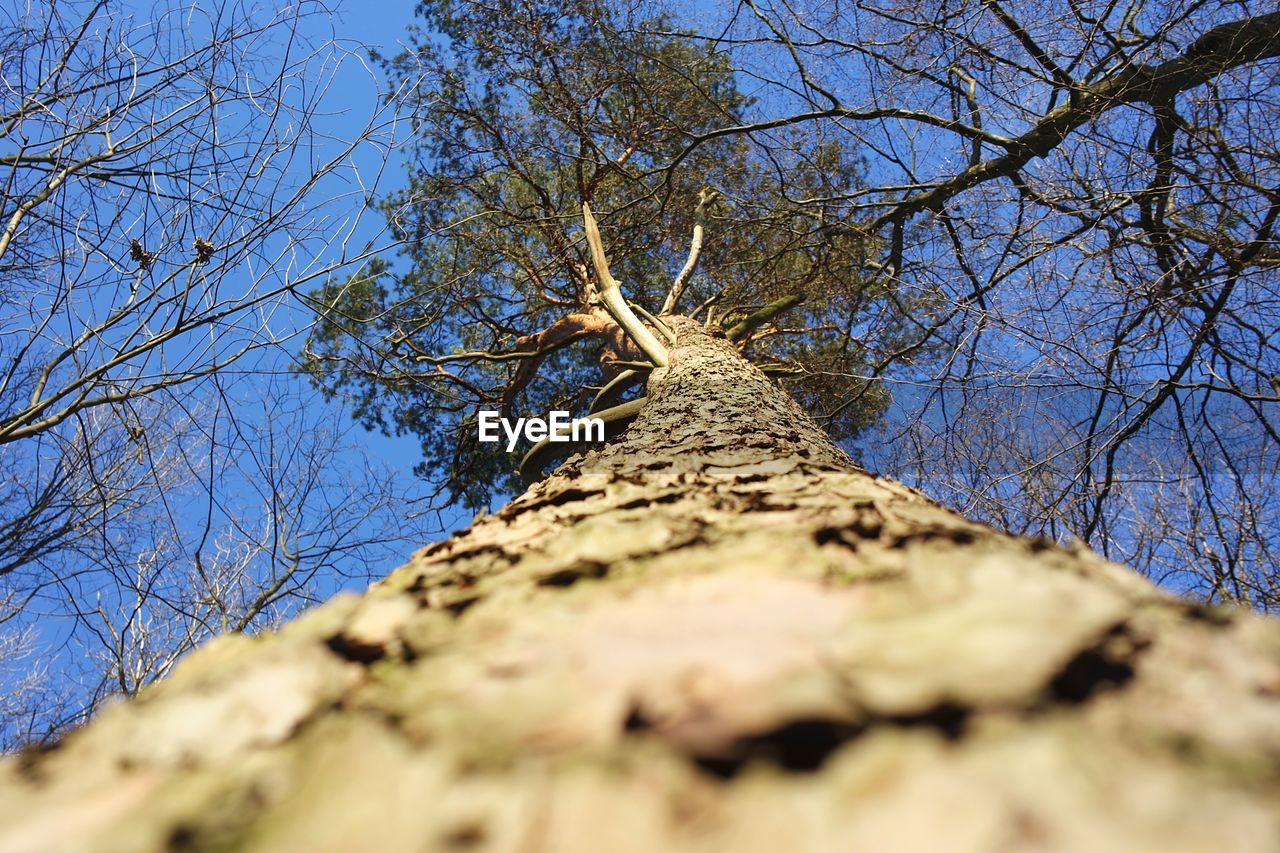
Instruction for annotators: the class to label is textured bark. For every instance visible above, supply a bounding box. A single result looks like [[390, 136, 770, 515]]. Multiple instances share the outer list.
[[3, 318, 1280, 852]]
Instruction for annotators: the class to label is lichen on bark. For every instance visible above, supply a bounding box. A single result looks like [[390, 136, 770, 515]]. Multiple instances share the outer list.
[[2, 318, 1279, 852]]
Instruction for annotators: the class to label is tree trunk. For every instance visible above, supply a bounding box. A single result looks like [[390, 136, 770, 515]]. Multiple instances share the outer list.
[[3, 318, 1279, 852]]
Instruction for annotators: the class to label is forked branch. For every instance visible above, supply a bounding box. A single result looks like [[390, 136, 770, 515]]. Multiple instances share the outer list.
[[582, 203, 670, 367]]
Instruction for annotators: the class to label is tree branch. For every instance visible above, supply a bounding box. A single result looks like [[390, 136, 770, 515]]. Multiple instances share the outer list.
[[873, 11, 1280, 228], [725, 293, 805, 341], [581, 203, 670, 367], [662, 188, 717, 314], [518, 396, 648, 484]]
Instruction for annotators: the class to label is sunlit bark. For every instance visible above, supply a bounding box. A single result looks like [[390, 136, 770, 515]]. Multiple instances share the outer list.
[[3, 319, 1277, 851]]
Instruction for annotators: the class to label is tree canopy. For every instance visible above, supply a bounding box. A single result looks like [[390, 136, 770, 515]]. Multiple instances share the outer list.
[[306, 0, 1280, 608], [304, 0, 899, 508]]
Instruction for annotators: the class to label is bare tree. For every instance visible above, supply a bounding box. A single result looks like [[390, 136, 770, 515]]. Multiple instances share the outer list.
[[0, 376, 435, 748], [77, 384, 425, 722], [0, 0, 430, 746], [646, 0, 1280, 607], [0, 0, 397, 444], [3, 212, 1279, 850]]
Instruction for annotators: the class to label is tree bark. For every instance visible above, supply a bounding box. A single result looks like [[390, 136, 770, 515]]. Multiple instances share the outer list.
[[3, 318, 1279, 852]]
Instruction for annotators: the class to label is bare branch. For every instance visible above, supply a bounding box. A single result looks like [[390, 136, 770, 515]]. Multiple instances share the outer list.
[[662, 188, 718, 314], [581, 203, 670, 367]]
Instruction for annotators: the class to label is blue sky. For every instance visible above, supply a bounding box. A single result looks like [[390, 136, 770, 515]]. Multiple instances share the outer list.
[[259, 0, 477, 535], [296, 0, 425, 485], [0, 0, 462, 744]]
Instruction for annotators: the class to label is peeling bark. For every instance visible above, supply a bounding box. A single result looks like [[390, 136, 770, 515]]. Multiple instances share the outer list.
[[501, 310, 635, 414], [2, 319, 1279, 852]]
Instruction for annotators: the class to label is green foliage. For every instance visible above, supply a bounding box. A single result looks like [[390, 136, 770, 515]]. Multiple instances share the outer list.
[[304, 0, 904, 508]]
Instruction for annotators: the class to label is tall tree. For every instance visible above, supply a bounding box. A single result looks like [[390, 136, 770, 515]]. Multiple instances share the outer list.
[[307, 0, 1280, 606], [3, 292, 1278, 849], [4, 0, 1278, 845], [304, 0, 898, 509]]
